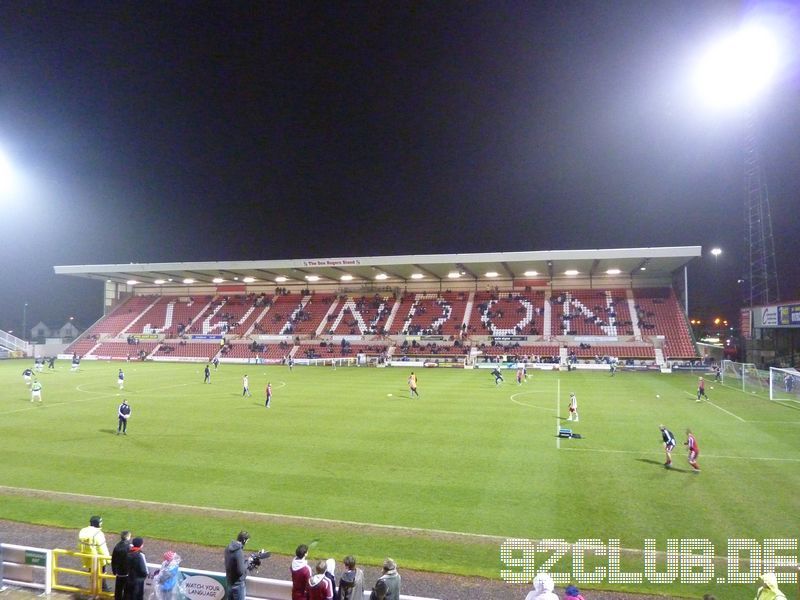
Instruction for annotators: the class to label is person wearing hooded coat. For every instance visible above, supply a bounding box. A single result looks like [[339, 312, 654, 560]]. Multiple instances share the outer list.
[[754, 573, 787, 600], [525, 572, 559, 600]]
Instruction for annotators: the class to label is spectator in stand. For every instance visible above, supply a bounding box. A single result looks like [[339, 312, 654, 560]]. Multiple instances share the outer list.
[[524, 572, 559, 600], [753, 572, 787, 600], [111, 530, 132, 600], [291, 544, 312, 600], [125, 537, 148, 600], [224, 531, 250, 600], [564, 584, 584, 600], [307, 560, 333, 600], [338, 556, 364, 600], [323, 558, 338, 600], [374, 559, 401, 600]]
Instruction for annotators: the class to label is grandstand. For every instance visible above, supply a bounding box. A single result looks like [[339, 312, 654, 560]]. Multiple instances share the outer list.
[[53, 247, 702, 366]]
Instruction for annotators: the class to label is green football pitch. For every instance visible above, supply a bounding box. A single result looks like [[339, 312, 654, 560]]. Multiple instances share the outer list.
[[1, 359, 799, 598]]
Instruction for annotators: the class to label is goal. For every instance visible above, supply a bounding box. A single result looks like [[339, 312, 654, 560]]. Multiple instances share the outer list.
[[769, 367, 800, 403], [721, 360, 769, 397]]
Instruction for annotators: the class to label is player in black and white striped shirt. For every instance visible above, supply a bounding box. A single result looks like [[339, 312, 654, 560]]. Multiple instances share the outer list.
[[659, 425, 676, 467]]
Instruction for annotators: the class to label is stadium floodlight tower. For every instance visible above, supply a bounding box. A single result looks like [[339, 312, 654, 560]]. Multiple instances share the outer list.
[[694, 20, 784, 307]]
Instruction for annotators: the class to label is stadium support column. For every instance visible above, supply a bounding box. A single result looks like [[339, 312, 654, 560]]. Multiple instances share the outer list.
[[684, 265, 689, 316]]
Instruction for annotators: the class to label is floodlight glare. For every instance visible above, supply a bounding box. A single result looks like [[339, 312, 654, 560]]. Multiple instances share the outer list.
[[447, 272, 461, 279], [183, 278, 194, 284], [694, 23, 781, 109], [523, 270, 538, 277], [0, 147, 16, 195], [375, 273, 389, 280], [485, 271, 499, 278], [212, 277, 224, 283], [275, 276, 288, 283], [340, 274, 353, 281], [711, 247, 722, 257], [565, 269, 579, 276], [305, 275, 320, 282], [154, 279, 166, 285], [126, 280, 138, 285], [242, 276, 256, 283], [606, 268, 621, 275], [410, 273, 424, 280]]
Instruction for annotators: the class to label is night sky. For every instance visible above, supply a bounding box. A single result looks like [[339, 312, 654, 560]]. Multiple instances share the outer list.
[[1, 1, 799, 334]]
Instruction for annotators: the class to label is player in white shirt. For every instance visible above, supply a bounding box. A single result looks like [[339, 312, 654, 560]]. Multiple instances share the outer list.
[[242, 374, 251, 397], [118, 369, 125, 390], [567, 393, 579, 422]]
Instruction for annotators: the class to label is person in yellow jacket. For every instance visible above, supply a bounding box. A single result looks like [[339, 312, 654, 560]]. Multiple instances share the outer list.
[[754, 573, 787, 600], [79, 516, 111, 590]]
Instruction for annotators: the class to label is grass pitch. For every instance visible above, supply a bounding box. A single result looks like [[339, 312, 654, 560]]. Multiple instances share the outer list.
[[1, 359, 799, 598]]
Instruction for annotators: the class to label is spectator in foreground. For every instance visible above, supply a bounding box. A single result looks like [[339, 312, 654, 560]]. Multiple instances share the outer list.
[[291, 544, 312, 600], [564, 584, 584, 600], [525, 572, 559, 600], [224, 531, 250, 600], [111, 530, 132, 600], [338, 555, 365, 600], [374, 558, 401, 600], [307, 560, 333, 600], [754, 572, 787, 600], [125, 538, 148, 600]]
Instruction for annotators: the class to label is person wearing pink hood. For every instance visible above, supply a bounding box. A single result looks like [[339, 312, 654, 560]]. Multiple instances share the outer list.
[[290, 545, 312, 600], [525, 572, 559, 600]]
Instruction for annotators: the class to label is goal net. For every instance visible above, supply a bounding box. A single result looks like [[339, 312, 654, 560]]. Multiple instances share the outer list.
[[721, 360, 769, 397], [769, 367, 800, 403]]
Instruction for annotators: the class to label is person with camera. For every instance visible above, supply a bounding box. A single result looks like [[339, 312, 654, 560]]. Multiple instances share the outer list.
[[224, 531, 250, 600]]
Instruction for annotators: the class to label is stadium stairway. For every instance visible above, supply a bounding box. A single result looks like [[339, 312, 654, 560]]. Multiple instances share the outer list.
[[119, 297, 162, 335], [543, 298, 552, 338], [315, 296, 340, 337]]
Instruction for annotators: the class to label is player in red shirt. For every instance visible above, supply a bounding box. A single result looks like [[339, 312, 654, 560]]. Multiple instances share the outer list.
[[684, 428, 700, 472], [696, 377, 708, 402]]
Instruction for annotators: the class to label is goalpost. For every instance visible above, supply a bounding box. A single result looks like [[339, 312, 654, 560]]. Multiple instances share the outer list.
[[769, 367, 800, 403], [721, 360, 770, 397]]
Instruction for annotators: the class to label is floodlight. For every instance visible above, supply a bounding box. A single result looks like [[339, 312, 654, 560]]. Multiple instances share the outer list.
[[606, 268, 621, 275], [275, 276, 288, 283], [305, 275, 320, 282], [410, 273, 424, 280], [183, 278, 194, 284], [565, 269, 579, 276], [0, 147, 15, 195], [154, 279, 166, 285], [485, 271, 499, 278], [694, 23, 781, 109], [126, 280, 138, 285], [447, 272, 461, 279], [242, 276, 256, 283], [340, 274, 353, 281], [711, 247, 722, 257], [375, 273, 389, 280], [523, 270, 538, 277], [212, 277, 224, 283]]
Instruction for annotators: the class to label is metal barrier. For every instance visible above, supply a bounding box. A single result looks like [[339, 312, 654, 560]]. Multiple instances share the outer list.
[[51, 548, 111, 597], [0, 543, 52, 594]]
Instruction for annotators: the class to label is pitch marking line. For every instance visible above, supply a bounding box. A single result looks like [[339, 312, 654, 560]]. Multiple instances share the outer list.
[[559, 447, 800, 462], [556, 379, 561, 449], [509, 391, 556, 412], [683, 391, 745, 422], [0, 484, 506, 543], [0, 383, 191, 416]]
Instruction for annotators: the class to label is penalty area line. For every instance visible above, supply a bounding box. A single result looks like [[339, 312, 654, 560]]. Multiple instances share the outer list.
[[683, 391, 745, 422]]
